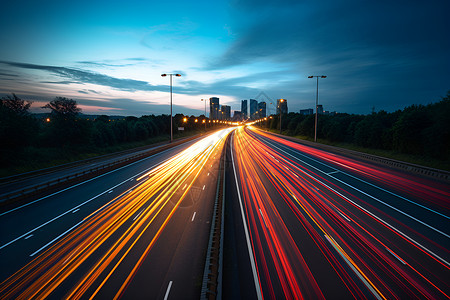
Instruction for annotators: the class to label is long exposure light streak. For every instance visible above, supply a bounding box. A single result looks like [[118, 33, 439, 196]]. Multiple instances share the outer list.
[[0, 128, 233, 299], [231, 126, 449, 299]]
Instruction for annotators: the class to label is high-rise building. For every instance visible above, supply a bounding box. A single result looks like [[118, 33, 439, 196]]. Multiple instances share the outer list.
[[233, 111, 242, 121], [210, 97, 219, 120], [257, 102, 266, 118], [241, 100, 248, 119], [250, 99, 258, 120], [220, 105, 231, 120], [276, 99, 288, 115]]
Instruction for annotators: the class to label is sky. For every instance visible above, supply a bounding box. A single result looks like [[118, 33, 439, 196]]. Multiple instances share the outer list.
[[0, 0, 449, 116]]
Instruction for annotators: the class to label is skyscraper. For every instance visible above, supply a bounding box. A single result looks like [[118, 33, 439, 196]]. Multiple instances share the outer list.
[[210, 97, 219, 120], [220, 105, 231, 120], [257, 101, 266, 118], [250, 99, 258, 120], [241, 100, 248, 119], [276, 99, 288, 115]]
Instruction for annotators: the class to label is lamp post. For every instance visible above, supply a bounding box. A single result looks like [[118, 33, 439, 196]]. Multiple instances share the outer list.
[[308, 75, 326, 142], [201, 98, 208, 131], [161, 73, 181, 142], [278, 99, 285, 134]]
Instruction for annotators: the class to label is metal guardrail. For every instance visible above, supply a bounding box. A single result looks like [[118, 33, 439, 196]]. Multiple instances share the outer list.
[[0, 135, 200, 204], [263, 130, 450, 182], [201, 136, 227, 300]]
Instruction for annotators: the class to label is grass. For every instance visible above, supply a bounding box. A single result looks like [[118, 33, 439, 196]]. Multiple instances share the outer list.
[[0, 129, 206, 178], [263, 128, 450, 172]]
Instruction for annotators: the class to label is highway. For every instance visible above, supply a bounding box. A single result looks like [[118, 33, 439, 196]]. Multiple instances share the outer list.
[[0, 129, 233, 299], [224, 126, 449, 299], [1, 125, 449, 299]]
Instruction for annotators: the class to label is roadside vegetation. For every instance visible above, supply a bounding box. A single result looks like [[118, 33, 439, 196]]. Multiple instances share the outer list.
[[0, 95, 213, 177], [259, 91, 450, 171]]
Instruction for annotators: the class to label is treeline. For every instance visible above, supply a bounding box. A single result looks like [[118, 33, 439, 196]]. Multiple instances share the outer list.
[[0, 95, 210, 169], [264, 91, 450, 161]]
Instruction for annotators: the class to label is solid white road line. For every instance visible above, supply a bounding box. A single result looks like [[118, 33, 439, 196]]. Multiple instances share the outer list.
[[263, 138, 450, 239], [164, 281, 173, 300], [260, 137, 450, 266], [231, 133, 263, 300], [0, 140, 195, 217], [192, 212, 196, 222], [30, 218, 86, 257], [325, 235, 383, 300], [0, 154, 180, 251]]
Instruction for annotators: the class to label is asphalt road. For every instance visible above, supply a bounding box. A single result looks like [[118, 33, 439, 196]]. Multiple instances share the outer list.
[[224, 126, 449, 299], [0, 129, 233, 299], [1, 125, 448, 299]]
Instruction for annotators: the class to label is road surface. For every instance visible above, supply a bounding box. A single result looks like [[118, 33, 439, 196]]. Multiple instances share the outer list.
[[224, 126, 449, 299], [0, 129, 233, 299], [1, 125, 449, 299]]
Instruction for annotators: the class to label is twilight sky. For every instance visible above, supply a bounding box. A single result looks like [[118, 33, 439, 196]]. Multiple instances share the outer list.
[[0, 0, 449, 116]]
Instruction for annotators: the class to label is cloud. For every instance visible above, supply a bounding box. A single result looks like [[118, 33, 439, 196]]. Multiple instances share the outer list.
[[0, 61, 166, 92], [77, 57, 150, 68]]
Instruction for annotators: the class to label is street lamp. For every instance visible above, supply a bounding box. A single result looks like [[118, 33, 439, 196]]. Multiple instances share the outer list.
[[278, 99, 285, 134], [201, 98, 209, 131], [308, 75, 327, 142], [161, 73, 181, 142]]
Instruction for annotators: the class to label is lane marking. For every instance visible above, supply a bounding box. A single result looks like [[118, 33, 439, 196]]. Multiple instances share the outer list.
[[327, 170, 340, 175], [386, 248, 407, 265], [325, 234, 383, 300], [257, 136, 449, 266], [192, 212, 196, 222], [259, 208, 268, 228], [231, 133, 263, 300], [202, 185, 206, 190], [0, 139, 198, 217], [337, 210, 351, 222], [182, 184, 187, 190], [207, 173, 210, 176], [72, 209, 80, 213], [164, 281, 173, 300], [133, 209, 144, 221], [262, 134, 449, 221], [24, 234, 33, 240], [108, 190, 113, 193], [30, 218, 86, 257], [261, 138, 450, 239], [0, 154, 181, 251]]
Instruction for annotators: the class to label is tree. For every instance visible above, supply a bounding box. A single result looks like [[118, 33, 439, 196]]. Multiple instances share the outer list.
[[42, 97, 81, 118], [1, 93, 32, 115], [0, 94, 37, 165], [41, 97, 90, 147]]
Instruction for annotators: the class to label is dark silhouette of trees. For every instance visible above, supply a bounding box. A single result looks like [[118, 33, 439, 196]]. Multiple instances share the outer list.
[[1, 93, 32, 115], [42, 97, 81, 118], [0, 94, 38, 166], [258, 91, 450, 162]]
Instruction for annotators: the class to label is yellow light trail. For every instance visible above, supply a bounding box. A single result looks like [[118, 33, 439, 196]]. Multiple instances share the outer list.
[[0, 128, 234, 299]]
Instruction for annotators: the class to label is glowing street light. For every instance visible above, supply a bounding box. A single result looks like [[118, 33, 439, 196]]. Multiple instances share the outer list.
[[161, 73, 181, 142], [308, 75, 327, 142], [278, 99, 285, 134]]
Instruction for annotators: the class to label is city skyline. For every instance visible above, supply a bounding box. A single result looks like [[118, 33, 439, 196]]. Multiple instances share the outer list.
[[1, 0, 449, 116]]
